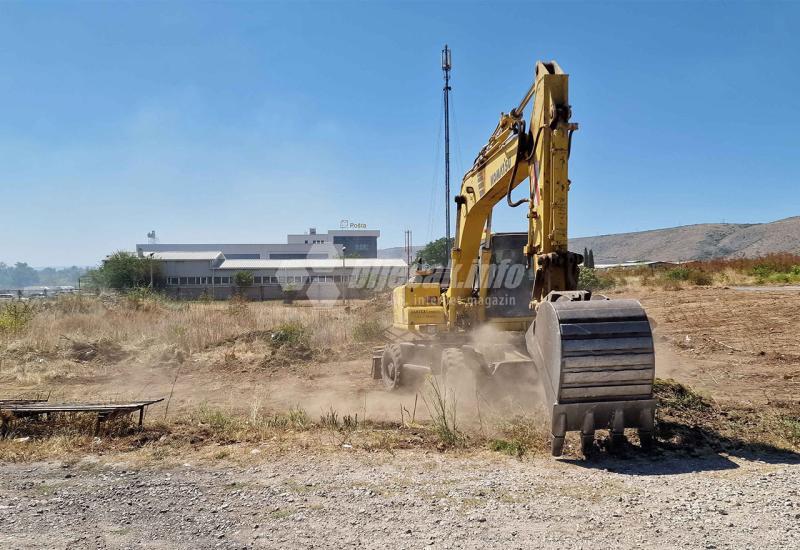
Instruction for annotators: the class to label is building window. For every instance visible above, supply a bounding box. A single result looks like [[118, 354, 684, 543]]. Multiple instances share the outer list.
[[168, 277, 179, 285], [179, 277, 187, 285]]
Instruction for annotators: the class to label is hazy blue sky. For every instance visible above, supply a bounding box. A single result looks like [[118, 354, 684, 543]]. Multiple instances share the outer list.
[[1, 1, 798, 266]]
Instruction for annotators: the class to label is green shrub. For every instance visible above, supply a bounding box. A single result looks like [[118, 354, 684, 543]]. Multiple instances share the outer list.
[[197, 405, 241, 432], [234, 271, 254, 287], [651, 267, 711, 287], [653, 378, 711, 412], [488, 438, 526, 458], [270, 321, 310, 348], [664, 267, 691, 281], [125, 287, 163, 310], [0, 301, 34, 332], [90, 251, 161, 290], [352, 318, 385, 342], [687, 270, 713, 286], [578, 267, 616, 290], [751, 264, 774, 280]]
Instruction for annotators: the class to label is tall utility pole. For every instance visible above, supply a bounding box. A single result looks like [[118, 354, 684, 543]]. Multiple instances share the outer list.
[[441, 45, 452, 262]]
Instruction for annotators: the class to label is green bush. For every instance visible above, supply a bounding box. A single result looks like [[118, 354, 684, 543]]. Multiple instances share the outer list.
[[751, 263, 800, 284], [352, 318, 385, 342], [653, 378, 711, 412], [578, 267, 616, 290], [488, 438, 526, 458], [687, 270, 713, 286], [664, 267, 691, 281], [234, 271, 254, 287], [0, 301, 34, 332], [751, 264, 774, 280], [270, 321, 310, 348], [125, 287, 163, 310], [89, 251, 161, 290], [657, 267, 712, 287]]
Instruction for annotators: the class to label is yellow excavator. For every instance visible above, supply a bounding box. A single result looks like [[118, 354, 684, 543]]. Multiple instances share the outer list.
[[372, 60, 656, 456]]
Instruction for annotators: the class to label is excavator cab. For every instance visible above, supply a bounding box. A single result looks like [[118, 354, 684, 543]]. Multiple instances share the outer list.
[[482, 232, 535, 320]]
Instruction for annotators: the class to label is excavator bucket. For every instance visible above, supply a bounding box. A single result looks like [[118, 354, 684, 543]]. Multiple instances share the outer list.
[[525, 298, 656, 456]]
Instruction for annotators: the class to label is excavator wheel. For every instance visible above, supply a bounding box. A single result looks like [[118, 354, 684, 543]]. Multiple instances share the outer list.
[[581, 432, 596, 457], [608, 431, 627, 455], [551, 436, 565, 457], [381, 344, 404, 391], [440, 347, 467, 385], [638, 430, 654, 452]]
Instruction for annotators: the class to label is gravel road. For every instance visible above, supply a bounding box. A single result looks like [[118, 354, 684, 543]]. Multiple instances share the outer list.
[[1, 450, 798, 549]]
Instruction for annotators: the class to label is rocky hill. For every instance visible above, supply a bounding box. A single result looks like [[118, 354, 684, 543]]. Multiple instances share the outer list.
[[569, 216, 800, 263], [380, 217, 800, 263]]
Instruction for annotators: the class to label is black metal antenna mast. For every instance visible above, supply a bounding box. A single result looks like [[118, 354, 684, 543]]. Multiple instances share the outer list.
[[442, 45, 452, 262]]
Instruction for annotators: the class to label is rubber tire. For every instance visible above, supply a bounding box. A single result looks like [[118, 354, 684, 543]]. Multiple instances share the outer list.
[[381, 344, 403, 391], [609, 432, 626, 455], [551, 436, 565, 457], [440, 347, 466, 384], [581, 433, 595, 457], [639, 430, 654, 452]]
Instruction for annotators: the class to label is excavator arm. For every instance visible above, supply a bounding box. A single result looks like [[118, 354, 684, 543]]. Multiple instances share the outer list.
[[447, 61, 580, 328]]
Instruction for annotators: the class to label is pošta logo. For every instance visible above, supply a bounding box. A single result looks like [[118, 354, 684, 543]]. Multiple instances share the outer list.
[[339, 219, 367, 229]]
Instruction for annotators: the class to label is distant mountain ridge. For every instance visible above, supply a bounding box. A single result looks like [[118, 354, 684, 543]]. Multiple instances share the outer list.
[[379, 216, 800, 263], [569, 216, 800, 263]]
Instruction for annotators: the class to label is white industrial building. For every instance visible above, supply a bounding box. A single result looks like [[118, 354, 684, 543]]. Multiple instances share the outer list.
[[136, 228, 406, 300], [137, 227, 380, 260]]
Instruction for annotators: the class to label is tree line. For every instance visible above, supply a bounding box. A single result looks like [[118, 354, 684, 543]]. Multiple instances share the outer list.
[[0, 262, 87, 288]]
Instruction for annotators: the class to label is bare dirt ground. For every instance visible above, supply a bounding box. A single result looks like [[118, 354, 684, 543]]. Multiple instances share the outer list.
[[1, 287, 799, 549], [618, 286, 800, 405]]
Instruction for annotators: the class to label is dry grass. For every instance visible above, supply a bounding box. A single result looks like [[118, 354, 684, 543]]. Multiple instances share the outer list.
[[0, 379, 796, 463], [688, 253, 800, 274], [0, 403, 440, 463], [9, 293, 379, 354], [590, 253, 800, 291], [0, 293, 390, 385]]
